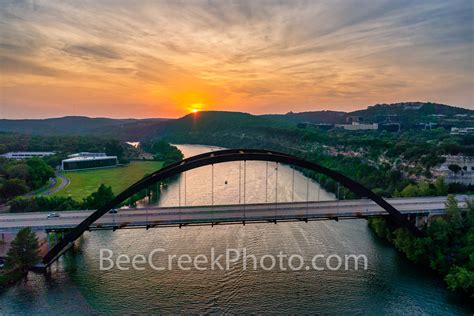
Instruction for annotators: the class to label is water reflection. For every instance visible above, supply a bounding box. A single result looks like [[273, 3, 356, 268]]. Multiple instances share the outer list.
[[0, 145, 470, 315]]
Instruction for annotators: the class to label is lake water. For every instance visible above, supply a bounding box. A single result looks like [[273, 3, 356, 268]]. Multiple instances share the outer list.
[[0, 144, 471, 315]]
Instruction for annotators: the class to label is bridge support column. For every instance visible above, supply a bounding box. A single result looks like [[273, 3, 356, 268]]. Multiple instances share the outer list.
[[47, 231, 50, 251], [421, 214, 431, 228], [412, 213, 431, 229]]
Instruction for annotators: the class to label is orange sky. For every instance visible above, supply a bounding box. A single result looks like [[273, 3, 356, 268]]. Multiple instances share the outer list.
[[1, 1, 473, 118]]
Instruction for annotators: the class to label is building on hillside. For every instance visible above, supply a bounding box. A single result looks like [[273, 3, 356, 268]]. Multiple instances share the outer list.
[[414, 122, 438, 130], [0, 151, 55, 160], [379, 123, 401, 132], [451, 127, 474, 135], [297, 122, 335, 130], [345, 116, 362, 124], [335, 122, 378, 131], [61, 152, 118, 171], [403, 104, 423, 110]]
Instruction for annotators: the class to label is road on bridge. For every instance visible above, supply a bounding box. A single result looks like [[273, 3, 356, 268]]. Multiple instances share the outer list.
[[0, 196, 470, 232]]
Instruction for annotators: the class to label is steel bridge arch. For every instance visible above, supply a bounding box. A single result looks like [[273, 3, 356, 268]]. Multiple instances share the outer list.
[[43, 149, 422, 265]]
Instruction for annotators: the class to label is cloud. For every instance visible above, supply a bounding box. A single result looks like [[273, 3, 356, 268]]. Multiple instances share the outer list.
[[0, 56, 63, 76], [63, 44, 122, 60], [0, 0, 472, 118]]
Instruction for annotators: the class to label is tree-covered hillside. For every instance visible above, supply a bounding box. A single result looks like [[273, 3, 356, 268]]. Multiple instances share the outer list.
[[1, 102, 471, 140]]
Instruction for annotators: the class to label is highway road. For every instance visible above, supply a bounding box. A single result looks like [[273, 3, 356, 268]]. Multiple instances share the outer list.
[[0, 195, 471, 232]]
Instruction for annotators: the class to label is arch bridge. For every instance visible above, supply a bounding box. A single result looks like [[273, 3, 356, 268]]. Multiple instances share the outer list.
[[42, 149, 424, 266]]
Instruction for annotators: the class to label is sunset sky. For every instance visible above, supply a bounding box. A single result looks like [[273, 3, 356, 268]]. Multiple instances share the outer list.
[[1, 0, 473, 119]]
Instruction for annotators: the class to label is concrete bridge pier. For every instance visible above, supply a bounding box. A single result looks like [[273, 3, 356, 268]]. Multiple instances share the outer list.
[[47, 231, 50, 251], [406, 213, 430, 230]]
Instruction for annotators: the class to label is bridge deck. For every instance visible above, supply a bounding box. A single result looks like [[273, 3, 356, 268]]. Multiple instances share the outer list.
[[0, 196, 469, 232]]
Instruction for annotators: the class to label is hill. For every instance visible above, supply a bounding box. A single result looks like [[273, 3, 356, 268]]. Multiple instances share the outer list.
[[350, 102, 473, 124], [0, 102, 471, 141], [260, 102, 474, 127], [0, 116, 169, 139], [262, 110, 346, 124], [162, 111, 287, 135]]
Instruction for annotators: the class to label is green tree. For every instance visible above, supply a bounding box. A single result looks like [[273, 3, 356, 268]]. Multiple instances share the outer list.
[[105, 140, 127, 163], [392, 228, 420, 262], [6, 163, 29, 181], [0, 179, 29, 199], [434, 177, 448, 195], [446, 195, 463, 231], [445, 266, 474, 293], [26, 157, 55, 189], [0, 143, 7, 154], [82, 184, 115, 210], [400, 184, 419, 197], [142, 141, 184, 166], [5, 227, 40, 272], [10, 196, 81, 213], [418, 181, 433, 196]]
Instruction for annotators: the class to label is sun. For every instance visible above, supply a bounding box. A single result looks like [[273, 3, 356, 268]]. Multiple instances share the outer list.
[[189, 103, 204, 114]]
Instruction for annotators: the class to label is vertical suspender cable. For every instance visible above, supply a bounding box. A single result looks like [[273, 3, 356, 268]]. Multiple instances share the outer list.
[[275, 162, 278, 217], [317, 174, 321, 201], [337, 182, 340, 213], [184, 172, 187, 206], [211, 164, 214, 223], [265, 161, 268, 203], [244, 160, 247, 219], [306, 176, 310, 217], [179, 174, 182, 221], [243, 161, 246, 205], [146, 188, 149, 226], [211, 164, 214, 206], [239, 161, 242, 204], [292, 168, 295, 202]]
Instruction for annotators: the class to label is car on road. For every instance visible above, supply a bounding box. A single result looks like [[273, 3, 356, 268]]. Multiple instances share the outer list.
[[47, 212, 60, 219]]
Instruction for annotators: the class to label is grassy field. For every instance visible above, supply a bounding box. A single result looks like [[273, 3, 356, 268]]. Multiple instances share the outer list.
[[54, 161, 163, 201]]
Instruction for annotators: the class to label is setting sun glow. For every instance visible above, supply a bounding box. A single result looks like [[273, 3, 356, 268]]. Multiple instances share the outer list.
[[189, 103, 204, 114], [0, 1, 472, 119]]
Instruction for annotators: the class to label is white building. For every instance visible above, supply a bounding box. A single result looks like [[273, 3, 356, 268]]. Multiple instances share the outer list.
[[61, 152, 118, 171], [335, 122, 379, 131], [0, 151, 55, 160], [451, 127, 474, 135]]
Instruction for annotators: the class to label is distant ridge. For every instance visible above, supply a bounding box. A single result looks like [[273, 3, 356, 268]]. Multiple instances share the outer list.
[[0, 116, 169, 137], [262, 102, 473, 124], [0, 102, 472, 140], [261, 110, 346, 124]]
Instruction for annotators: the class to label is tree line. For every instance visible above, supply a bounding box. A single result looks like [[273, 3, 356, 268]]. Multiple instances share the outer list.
[[0, 158, 55, 203], [9, 183, 115, 213], [0, 132, 139, 165], [141, 140, 184, 166], [369, 196, 473, 295]]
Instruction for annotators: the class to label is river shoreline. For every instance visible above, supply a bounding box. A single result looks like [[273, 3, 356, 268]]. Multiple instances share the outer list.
[[0, 144, 471, 314]]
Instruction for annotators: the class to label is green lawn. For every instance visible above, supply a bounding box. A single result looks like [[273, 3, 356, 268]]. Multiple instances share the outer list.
[[54, 161, 163, 201]]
